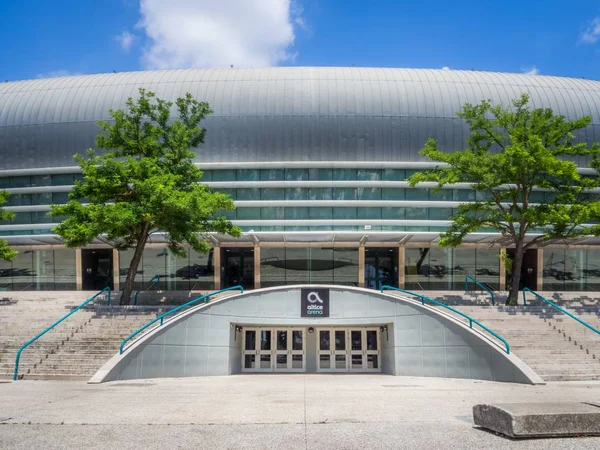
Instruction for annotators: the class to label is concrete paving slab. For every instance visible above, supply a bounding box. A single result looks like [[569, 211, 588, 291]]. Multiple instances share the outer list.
[[1, 376, 600, 449], [473, 402, 600, 438]]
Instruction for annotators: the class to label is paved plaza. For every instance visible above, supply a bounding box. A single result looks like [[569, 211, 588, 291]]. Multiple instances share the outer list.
[[1, 375, 600, 449]]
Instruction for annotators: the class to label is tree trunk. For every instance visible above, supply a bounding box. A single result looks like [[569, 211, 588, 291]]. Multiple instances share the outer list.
[[120, 224, 150, 305], [507, 238, 525, 306]]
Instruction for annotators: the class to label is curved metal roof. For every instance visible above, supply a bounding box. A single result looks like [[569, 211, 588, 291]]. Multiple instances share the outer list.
[[0, 67, 599, 170]]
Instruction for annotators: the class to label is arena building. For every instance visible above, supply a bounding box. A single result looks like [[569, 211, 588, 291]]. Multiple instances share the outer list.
[[0, 67, 599, 294]]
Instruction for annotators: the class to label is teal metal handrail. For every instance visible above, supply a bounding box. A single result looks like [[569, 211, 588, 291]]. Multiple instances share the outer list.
[[13, 286, 111, 381], [380, 285, 510, 354], [133, 275, 161, 305], [522, 288, 600, 337], [120, 285, 244, 354], [465, 275, 495, 306]]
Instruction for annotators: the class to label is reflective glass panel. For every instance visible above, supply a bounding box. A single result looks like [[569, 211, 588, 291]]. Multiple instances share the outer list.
[[320, 354, 331, 369], [276, 355, 288, 369], [244, 355, 256, 369], [367, 355, 379, 369], [277, 330, 288, 351], [260, 355, 271, 369], [319, 330, 331, 351], [292, 330, 303, 351], [335, 355, 346, 369], [352, 355, 363, 369], [292, 355, 303, 369], [351, 331, 362, 351], [245, 330, 256, 351], [260, 331, 272, 351], [366, 330, 378, 351], [335, 330, 346, 351]]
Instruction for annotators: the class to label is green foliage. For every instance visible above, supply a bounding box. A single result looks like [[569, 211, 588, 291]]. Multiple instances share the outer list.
[[0, 190, 17, 261], [51, 89, 240, 301], [410, 94, 600, 247], [409, 94, 600, 302]]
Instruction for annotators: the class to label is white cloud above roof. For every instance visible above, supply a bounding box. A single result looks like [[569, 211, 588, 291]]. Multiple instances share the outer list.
[[116, 31, 136, 52], [138, 0, 301, 69], [581, 17, 600, 44]]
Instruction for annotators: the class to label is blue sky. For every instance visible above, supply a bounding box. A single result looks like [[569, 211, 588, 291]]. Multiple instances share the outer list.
[[1, 0, 599, 81]]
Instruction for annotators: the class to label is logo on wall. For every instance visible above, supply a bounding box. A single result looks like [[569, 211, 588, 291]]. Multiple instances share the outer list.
[[301, 288, 330, 317]]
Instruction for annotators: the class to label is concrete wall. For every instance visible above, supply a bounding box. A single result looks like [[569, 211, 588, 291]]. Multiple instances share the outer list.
[[91, 285, 542, 384]]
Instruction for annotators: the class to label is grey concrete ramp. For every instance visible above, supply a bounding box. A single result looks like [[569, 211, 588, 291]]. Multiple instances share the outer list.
[[473, 402, 600, 438]]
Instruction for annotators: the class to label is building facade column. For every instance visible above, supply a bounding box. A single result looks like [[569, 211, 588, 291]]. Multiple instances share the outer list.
[[254, 246, 261, 290], [213, 247, 221, 290], [75, 248, 83, 291], [398, 246, 405, 288], [112, 249, 120, 291], [358, 246, 365, 288], [499, 248, 506, 291], [536, 248, 544, 291]]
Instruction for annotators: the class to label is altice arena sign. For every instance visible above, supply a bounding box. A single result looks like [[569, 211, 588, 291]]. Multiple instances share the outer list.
[[301, 288, 330, 317]]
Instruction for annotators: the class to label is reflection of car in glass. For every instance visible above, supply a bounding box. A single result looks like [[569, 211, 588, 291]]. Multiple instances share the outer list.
[[175, 264, 213, 279]]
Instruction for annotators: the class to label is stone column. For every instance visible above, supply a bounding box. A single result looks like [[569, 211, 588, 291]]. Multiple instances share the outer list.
[[499, 248, 506, 291], [254, 246, 261, 289], [398, 246, 406, 288], [358, 246, 365, 288], [75, 248, 83, 291], [214, 247, 221, 290], [536, 249, 544, 291], [112, 249, 120, 291]]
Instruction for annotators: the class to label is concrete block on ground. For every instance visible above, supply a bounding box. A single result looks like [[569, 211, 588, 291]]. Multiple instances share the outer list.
[[473, 402, 600, 438]]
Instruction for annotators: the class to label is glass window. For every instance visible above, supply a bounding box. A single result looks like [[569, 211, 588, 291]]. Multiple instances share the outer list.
[[261, 169, 284, 180], [333, 208, 357, 220], [429, 189, 452, 201], [261, 207, 284, 220], [429, 208, 453, 220], [358, 208, 382, 220], [405, 248, 429, 290], [357, 188, 381, 200], [11, 251, 33, 290], [0, 178, 8, 189], [586, 250, 600, 290], [217, 189, 236, 200], [309, 168, 332, 181], [453, 189, 475, 202], [333, 188, 356, 200], [382, 169, 405, 181], [199, 170, 212, 182], [310, 207, 333, 220], [382, 189, 405, 200], [31, 193, 52, 205], [286, 248, 310, 284], [364, 248, 397, 289], [212, 170, 236, 181], [54, 248, 76, 290], [334, 248, 359, 286], [309, 188, 332, 200], [13, 212, 31, 224], [260, 248, 286, 287], [9, 194, 31, 206], [261, 188, 284, 200], [285, 207, 309, 220], [31, 175, 52, 187], [10, 176, 30, 188], [237, 208, 260, 220], [285, 169, 308, 181], [310, 248, 334, 284], [382, 207, 405, 219], [285, 188, 308, 200], [119, 249, 144, 290], [52, 174, 74, 186], [475, 248, 499, 290], [428, 247, 452, 290], [237, 188, 260, 201], [34, 250, 55, 290], [333, 169, 356, 180], [52, 192, 69, 204], [237, 169, 259, 181], [405, 189, 429, 200], [357, 169, 380, 181], [405, 208, 428, 220]]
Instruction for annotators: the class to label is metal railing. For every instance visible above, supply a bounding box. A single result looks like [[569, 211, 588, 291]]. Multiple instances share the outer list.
[[464, 275, 495, 306], [522, 288, 600, 337], [133, 275, 161, 305], [13, 286, 111, 381], [380, 285, 510, 354], [120, 285, 244, 354]]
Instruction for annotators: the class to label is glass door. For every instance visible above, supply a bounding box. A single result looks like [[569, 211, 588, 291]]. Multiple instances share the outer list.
[[274, 328, 305, 372], [317, 328, 349, 372], [317, 329, 332, 372], [349, 329, 365, 372], [332, 329, 348, 371], [242, 328, 272, 372], [348, 328, 381, 372]]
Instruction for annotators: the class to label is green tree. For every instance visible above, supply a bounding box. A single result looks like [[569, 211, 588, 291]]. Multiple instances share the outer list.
[[0, 191, 17, 261], [51, 89, 240, 304], [409, 94, 600, 304]]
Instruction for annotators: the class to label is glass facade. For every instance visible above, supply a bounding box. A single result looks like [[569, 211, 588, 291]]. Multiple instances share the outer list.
[[364, 248, 398, 289], [260, 248, 358, 287], [0, 249, 76, 291], [542, 249, 600, 291], [405, 247, 500, 290], [119, 247, 214, 291]]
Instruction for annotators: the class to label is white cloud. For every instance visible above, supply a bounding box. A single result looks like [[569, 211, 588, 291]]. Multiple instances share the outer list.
[[137, 0, 302, 69], [581, 17, 600, 44], [36, 70, 81, 79], [441, 66, 450, 71], [523, 66, 539, 75], [116, 30, 136, 52]]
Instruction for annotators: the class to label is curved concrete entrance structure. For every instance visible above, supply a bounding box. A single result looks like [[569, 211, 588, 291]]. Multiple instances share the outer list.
[[90, 286, 542, 384]]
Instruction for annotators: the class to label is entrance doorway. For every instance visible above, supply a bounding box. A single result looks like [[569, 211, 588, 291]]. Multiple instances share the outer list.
[[317, 327, 381, 373], [505, 249, 538, 290], [221, 248, 254, 289], [82, 249, 113, 290], [242, 327, 305, 372]]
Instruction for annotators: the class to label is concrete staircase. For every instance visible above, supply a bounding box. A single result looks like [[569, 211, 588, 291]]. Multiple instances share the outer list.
[[0, 295, 159, 380]]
